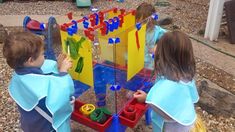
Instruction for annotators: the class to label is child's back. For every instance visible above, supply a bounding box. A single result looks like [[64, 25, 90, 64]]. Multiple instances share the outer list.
[[3, 31, 74, 132], [134, 31, 199, 132]]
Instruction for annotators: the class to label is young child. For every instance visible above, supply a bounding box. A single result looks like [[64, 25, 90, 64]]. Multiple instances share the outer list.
[[133, 31, 199, 132], [126, 2, 167, 99], [135, 2, 167, 70], [3, 31, 74, 132]]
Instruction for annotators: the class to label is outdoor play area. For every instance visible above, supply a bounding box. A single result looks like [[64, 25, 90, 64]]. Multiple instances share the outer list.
[[0, 0, 235, 132]]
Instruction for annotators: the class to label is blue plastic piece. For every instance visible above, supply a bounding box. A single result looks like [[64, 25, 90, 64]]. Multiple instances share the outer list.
[[69, 20, 78, 34], [151, 13, 159, 20], [115, 38, 120, 43], [108, 19, 115, 32], [40, 23, 45, 30], [67, 28, 74, 36], [73, 80, 90, 98], [108, 38, 115, 44], [108, 38, 120, 44], [96, 100, 106, 107], [151, 53, 154, 59], [109, 85, 121, 91], [72, 20, 78, 28], [23, 16, 31, 31], [83, 16, 89, 29], [145, 108, 152, 125], [94, 13, 99, 25], [113, 17, 120, 30], [83, 21, 89, 29], [136, 22, 142, 30]]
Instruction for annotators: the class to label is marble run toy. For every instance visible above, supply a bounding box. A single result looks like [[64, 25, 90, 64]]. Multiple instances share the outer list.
[[59, 7, 158, 132]]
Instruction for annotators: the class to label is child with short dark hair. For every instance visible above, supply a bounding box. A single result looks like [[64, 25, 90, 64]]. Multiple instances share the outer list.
[[134, 31, 199, 132], [3, 31, 74, 132]]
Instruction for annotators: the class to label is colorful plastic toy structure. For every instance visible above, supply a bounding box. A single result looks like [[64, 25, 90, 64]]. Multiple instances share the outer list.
[[60, 7, 159, 131], [59, 7, 159, 131], [22, 7, 157, 131]]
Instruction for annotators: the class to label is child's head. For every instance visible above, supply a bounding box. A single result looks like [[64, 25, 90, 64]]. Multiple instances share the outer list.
[[154, 31, 195, 81], [3, 31, 45, 69], [135, 2, 156, 30]]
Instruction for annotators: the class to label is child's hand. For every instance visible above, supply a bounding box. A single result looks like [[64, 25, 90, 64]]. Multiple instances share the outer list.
[[57, 54, 72, 73], [57, 53, 66, 69], [133, 90, 147, 103]]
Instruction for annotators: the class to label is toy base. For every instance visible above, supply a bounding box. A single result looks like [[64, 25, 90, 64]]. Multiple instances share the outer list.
[[119, 98, 148, 128], [72, 100, 113, 132]]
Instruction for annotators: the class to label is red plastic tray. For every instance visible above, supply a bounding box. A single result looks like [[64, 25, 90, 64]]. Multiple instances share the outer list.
[[119, 98, 149, 128], [72, 100, 113, 132]]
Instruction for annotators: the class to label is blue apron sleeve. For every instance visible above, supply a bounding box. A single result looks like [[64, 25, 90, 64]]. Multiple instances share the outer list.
[[9, 60, 75, 131]]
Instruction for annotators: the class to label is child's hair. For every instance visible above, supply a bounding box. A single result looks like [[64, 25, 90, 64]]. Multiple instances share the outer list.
[[135, 2, 156, 30], [3, 31, 44, 69], [154, 30, 195, 81]]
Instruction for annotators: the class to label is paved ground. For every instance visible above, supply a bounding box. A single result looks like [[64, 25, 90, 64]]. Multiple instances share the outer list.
[[191, 36, 235, 76]]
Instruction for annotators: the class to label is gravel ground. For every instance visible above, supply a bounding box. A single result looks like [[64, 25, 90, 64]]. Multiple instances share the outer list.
[[0, 0, 235, 132]]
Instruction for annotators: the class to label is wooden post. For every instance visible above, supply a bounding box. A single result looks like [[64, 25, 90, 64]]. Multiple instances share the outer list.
[[204, 0, 231, 41]]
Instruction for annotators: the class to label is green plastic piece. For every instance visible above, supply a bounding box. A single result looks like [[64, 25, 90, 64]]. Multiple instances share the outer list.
[[90, 108, 111, 124]]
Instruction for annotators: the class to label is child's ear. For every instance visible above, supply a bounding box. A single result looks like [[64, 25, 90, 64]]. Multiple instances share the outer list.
[[23, 57, 34, 67]]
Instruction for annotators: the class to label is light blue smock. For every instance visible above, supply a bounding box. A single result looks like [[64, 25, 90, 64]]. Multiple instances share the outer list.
[[8, 59, 74, 131], [145, 25, 166, 69], [146, 77, 199, 132]]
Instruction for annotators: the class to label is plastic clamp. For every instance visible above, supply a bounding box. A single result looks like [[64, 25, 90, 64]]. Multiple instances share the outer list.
[[67, 12, 73, 20], [71, 20, 78, 33], [118, 15, 124, 27], [113, 17, 120, 30], [151, 13, 158, 21], [98, 11, 104, 23], [108, 19, 115, 32], [109, 85, 121, 91], [136, 23, 142, 30]]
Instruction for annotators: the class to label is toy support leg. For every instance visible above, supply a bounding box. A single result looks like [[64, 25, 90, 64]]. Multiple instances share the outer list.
[[106, 114, 127, 132], [145, 108, 152, 125], [45, 17, 57, 60]]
